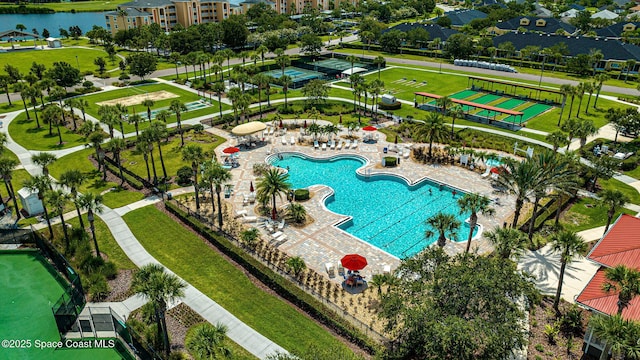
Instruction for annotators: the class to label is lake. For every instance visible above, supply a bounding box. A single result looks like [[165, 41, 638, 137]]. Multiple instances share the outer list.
[[0, 12, 106, 37]]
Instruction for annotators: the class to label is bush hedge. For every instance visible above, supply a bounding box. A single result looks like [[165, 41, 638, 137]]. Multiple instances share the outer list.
[[164, 201, 380, 354], [378, 101, 401, 110], [383, 157, 397, 167], [294, 188, 310, 201]]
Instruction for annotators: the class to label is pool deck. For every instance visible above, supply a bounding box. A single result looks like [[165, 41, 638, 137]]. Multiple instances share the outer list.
[[208, 120, 515, 282]]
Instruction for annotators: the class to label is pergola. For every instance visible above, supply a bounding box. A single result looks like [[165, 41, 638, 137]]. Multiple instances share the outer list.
[[414, 92, 525, 126], [0, 29, 40, 50], [467, 76, 563, 104]]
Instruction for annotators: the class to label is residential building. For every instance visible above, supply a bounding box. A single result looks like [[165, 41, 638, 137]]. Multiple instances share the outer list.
[[442, 9, 487, 28], [380, 23, 459, 42], [596, 21, 640, 38], [488, 16, 577, 35], [576, 214, 640, 359], [591, 9, 619, 20]]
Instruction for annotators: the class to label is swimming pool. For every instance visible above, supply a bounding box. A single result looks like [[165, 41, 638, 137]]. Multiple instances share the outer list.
[[270, 154, 478, 258]]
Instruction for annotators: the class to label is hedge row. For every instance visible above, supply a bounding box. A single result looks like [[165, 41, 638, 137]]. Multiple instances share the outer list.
[[103, 160, 145, 190], [163, 201, 381, 354]]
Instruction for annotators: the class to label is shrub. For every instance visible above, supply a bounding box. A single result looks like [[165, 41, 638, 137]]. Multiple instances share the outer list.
[[378, 101, 402, 110], [118, 73, 130, 80], [561, 305, 584, 334], [87, 273, 109, 301], [101, 261, 118, 280], [544, 323, 560, 344], [80, 254, 105, 275], [82, 80, 93, 89], [277, 105, 296, 114], [253, 163, 271, 176], [383, 156, 397, 167], [294, 188, 310, 201], [621, 158, 638, 171], [176, 166, 193, 186], [534, 344, 544, 352]]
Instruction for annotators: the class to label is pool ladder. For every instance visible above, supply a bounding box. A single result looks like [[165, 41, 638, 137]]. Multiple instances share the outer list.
[[364, 168, 371, 178]]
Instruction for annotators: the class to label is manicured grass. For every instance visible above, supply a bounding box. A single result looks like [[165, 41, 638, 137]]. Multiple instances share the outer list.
[[2, 0, 129, 12], [599, 177, 640, 204], [118, 132, 225, 181], [0, 102, 23, 114], [0, 47, 109, 75], [66, 216, 136, 270], [9, 110, 87, 150], [79, 83, 230, 134], [48, 148, 145, 208], [557, 198, 635, 232], [123, 206, 350, 355], [0, 168, 31, 215]]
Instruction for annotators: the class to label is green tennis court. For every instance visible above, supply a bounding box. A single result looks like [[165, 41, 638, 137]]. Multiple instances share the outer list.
[[314, 58, 365, 71], [471, 94, 502, 104], [0, 251, 122, 360], [449, 90, 478, 100], [521, 103, 553, 121], [263, 66, 324, 82], [476, 98, 527, 117]]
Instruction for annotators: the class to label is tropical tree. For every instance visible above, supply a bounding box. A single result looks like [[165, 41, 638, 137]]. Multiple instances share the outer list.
[[75, 98, 89, 123], [142, 99, 155, 122], [574, 82, 586, 117], [373, 55, 385, 79], [593, 73, 609, 109], [170, 100, 187, 146], [136, 139, 154, 182], [182, 144, 206, 212], [60, 169, 86, 229], [551, 230, 588, 312], [0, 157, 20, 220], [575, 119, 598, 148], [227, 87, 244, 125], [31, 152, 57, 177], [78, 192, 104, 258], [286, 202, 306, 223], [346, 55, 357, 76], [584, 81, 596, 115], [494, 157, 539, 228], [201, 161, 232, 228], [0, 75, 13, 106], [13, 82, 31, 120], [23, 175, 54, 237], [149, 121, 168, 180], [603, 265, 640, 316], [546, 131, 569, 152], [286, 256, 307, 278], [43, 104, 65, 144], [113, 103, 128, 138], [275, 53, 290, 77], [106, 138, 126, 185], [47, 189, 70, 250], [132, 264, 186, 357], [186, 323, 231, 360], [417, 113, 447, 158], [449, 105, 464, 139], [436, 95, 453, 115], [281, 75, 292, 110], [425, 212, 460, 247], [458, 193, 494, 253], [257, 168, 291, 220], [128, 113, 144, 137], [590, 314, 640, 360], [600, 190, 630, 235], [485, 227, 528, 260]]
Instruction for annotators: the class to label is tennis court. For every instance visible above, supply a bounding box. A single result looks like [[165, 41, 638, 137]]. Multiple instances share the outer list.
[[476, 98, 525, 117], [449, 90, 479, 100], [263, 66, 324, 82], [472, 94, 502, 104], [314, 58, 365, 71], [0, 251, 123, 360], [520, 103, 553, 121]]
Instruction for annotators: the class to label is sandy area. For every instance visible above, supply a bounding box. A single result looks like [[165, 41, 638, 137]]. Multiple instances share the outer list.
[[97, 90, 179, 107]]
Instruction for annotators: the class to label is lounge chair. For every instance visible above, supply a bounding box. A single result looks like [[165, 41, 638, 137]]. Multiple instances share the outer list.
[[277, 219, 285, 230], [242, 194, 249, 206], [403, 148, 410, 159], [274, 234, 287, 243], [235, 209, 248, 218], [322, 143, 327, 151], [290, 136, 295, 145], [336, 140, 343, 150], [351, 140, 358, 149], [331, 140, 336, 150], [383, 265, 391, 274], [337, 264, 345, 276], [325, 263, 335, 277], [344, 140, 351, 149], [314, 140, 319, 150], [271, 231, 283, 239], [242, 214, 257, 223], [248, 192, 256, 204], [281, 136, 287, 145]]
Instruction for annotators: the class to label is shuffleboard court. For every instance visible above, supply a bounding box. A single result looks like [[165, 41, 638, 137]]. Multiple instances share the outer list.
[[449, 90, 479, 100], [520, 103, 553, 121]]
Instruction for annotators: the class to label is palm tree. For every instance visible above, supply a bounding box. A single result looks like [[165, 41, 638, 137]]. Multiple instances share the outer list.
[[373, 55, 385, 79], [417, 112, 447, 158], [186, 323, 231, 360], [558, 84, 573, 126], [286, 256, 306, 278], [574, 82, 586, 118], [106, 138, 126, 186], [182, 144, 205, 212], [603, 264, 640, 316], [31, 152, 57, 177], [13, 82, 31, 120], [227, 87, 243, 125], [253, 73, 267, 120], [593, 73, 609, 109], [149, 121, 168, 180], [47, 189, 70, 250], [425, 212, 460, 247], [346, 55, 358, 77], [87, 131, 107, 180], [281, 75, 292, 110], [590, 314, 637, 360], [0, 75, 12, 106], [128, 113, 144, 137], [78, 192, 104, 258], [204, 161, 232, 228], [42, 105, 64, 144], [600, 190, 630, 235], [256, 44, 269, 66], [275, 53, 291, 77], [449, 105, 464, 139], [545, 131, 568, 152], [584, 81, 596, 115], [551, 230, 588, 312], [0, 157, 20, 220], [257, 168, 291, 220], [23, 175, 54, 238], [98, 105, 117, 138], [132, 264, 186, 357], [436, 95, 453, 115], [458, 193, 495, 253], [142, 99, 155, 122], [494, 157, 539, 228], [349, 73, 363, 112], [286, 202, 306, 223], [135, 139, 153, 182], [575, 119, 598, 149], [60, 169, 86, 229], [624, 59, 637, 83], [170, 100, 187, 146], [169, 52, 182, 79], [369, 79, 384, 119], [50, 86, 68, 129], [485, 227, 528, 260], [114, 103, 127, 138]]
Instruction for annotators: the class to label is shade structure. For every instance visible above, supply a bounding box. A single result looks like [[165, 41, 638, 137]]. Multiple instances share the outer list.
[[231, 121, 267, 136], [223, 147, 240, 154], [341, 254, 368, 271], [249, 181, 254, 192], [362, 126, 377, 131]]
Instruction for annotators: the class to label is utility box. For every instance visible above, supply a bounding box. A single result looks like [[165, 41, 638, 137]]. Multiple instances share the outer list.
[[381, 94, 396, 104], [17, 187, 43, 217]]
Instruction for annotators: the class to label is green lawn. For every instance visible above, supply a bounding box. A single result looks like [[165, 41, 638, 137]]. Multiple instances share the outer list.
[[79, 83, 230, 134], [119, 131, 225, 181], [123, 206, 350, 355], [9, 110, 88, 150], [0, 0, 128, 12], [557, 197, 636, 232], [599, 177, 640, 204], [0, 47, 109, 75], [66, 216, 136, 270], [0, 168, 31, 215], [0, 102, 24, 114], [48, 148, 145, 208]]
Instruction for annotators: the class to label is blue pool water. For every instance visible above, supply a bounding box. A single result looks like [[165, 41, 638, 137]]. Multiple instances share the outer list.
[[271, 154, 477, 258]]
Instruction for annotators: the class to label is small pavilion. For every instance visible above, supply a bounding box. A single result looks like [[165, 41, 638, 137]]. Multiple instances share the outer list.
[[0, 29, 41, 50]]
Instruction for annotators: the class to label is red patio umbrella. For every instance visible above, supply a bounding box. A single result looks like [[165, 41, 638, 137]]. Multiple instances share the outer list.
[[249, 181, 254, 193], [223, 147, 240, 154], [341, 254, 368, 271], [362, 125, 377, 131]]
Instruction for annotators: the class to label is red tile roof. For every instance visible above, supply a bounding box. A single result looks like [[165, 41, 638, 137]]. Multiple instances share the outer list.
[[588, 214, 640, 269], [576, 268, 640, 321]]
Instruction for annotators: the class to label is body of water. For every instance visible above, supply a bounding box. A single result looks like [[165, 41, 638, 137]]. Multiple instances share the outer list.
[[0, 12, 106, 37], [271, 154, 478, 258]]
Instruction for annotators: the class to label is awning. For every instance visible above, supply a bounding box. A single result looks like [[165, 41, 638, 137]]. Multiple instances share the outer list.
[[341, 67, 367, 76], [231, 121, 267, 136]]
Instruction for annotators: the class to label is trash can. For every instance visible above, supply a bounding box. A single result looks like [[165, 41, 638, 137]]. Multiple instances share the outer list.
[[383, 147, 388, 154], [166, 192, 173, 200]]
